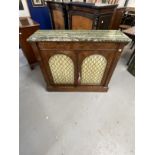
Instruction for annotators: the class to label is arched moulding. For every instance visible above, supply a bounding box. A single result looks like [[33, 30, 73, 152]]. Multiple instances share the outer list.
[[48, 54, 74, 84], [81, 54, 107, 85]]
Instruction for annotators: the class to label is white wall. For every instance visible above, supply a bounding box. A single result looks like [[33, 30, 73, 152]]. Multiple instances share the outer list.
[[118, 0, 135, 7], [19, 0, 30, 17], [118, 0, 126, 7], [127, 0, 135, 7]]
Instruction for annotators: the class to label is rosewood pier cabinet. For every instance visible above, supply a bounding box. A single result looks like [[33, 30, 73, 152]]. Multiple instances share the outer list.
[[46, 1, 117, 30], [28, 30, 131, 92], [19, 17, 39, 69]]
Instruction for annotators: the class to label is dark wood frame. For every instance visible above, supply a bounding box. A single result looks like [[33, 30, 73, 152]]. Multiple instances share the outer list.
[[19, 17, 40, 69], [31, 0, 45, 7]]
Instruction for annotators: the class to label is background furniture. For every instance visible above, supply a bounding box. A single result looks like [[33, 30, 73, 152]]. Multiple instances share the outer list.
[[19, 17, 39, 69], [123, 26, 135, 50], [123, 26, 135, 76], [28, 30, 131, 92], [109, 7, 126, 29], [119, 7, 135, 30], [46, 1, 117, 30], [110, 6, 135, 30], [68, 2, 117, 29], [107, 0, 119, 4], [47, 1, 68, 29], [127, 50, 135, 76]]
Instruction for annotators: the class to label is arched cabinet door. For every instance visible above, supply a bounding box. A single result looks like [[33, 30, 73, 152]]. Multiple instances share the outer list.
[[40, 50, 77, 86], [78, 50, 116, 86]]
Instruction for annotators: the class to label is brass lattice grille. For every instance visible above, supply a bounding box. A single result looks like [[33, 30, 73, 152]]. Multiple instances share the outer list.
[[81, 54, 107, 85], [48, 54, 74, 84]]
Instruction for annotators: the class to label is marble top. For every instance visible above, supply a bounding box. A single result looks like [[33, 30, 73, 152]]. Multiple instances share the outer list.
[[27, 30, 131, 43]]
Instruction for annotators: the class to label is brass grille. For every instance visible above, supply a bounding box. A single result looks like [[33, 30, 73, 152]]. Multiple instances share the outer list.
[[81, 54, 107, 85], [49, 54, 74, 84]]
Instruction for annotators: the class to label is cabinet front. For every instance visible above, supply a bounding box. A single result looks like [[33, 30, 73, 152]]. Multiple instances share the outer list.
[[38, 45, 117, 88]]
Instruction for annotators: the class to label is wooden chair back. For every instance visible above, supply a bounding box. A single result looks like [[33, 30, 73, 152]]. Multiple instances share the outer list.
[[107, 0, 119, 4]]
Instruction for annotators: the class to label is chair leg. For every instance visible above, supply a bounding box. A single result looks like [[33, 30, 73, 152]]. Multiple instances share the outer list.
[[127, 49, 135, 66], [130, 40, 135, 49]]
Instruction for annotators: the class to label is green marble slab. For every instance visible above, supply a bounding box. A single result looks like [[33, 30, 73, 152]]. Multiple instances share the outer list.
[[27, 30, 131, 43]]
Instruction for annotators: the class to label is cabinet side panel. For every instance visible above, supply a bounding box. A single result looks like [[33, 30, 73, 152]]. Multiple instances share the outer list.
[[30, 43, 51, 87]]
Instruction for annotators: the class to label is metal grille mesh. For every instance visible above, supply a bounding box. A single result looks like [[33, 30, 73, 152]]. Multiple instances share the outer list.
[[81, 54, 107, 85], [49, 54, 74, 84]]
